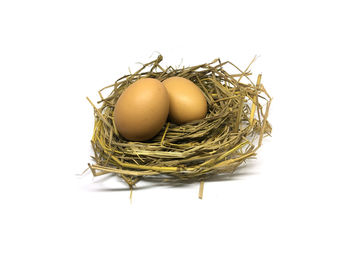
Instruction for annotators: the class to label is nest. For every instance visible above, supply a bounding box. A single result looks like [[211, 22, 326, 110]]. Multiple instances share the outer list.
[[87, 55, 272, 193]]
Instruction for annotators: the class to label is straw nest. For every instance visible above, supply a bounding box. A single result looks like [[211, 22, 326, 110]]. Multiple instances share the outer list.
[[87, 55, 272, 191]]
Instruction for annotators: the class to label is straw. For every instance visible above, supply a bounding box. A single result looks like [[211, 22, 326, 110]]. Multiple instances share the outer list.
[[87, 55, 272, 190]]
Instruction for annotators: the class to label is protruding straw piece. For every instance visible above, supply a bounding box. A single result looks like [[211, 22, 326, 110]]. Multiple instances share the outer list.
[[199, 181, 205, 199], [129, 185, 133, 204]]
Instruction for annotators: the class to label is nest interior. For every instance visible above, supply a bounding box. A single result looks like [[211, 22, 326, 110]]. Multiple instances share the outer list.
[[87, 55, 272, 187]]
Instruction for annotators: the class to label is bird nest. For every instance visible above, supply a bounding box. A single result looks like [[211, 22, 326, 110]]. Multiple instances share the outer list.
[[87, 55, 272, 194]]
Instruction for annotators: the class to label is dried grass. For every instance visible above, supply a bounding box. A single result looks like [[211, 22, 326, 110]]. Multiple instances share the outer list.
[[87, 55, 272, 190]]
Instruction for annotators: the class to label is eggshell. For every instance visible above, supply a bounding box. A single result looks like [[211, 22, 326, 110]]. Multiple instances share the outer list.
[[162, 76, 207, 124], [113, 78, 169, 141]]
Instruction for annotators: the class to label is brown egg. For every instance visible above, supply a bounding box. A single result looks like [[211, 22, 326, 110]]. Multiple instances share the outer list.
[[162, 76, 207, 124], [113, 78, 169, 141]]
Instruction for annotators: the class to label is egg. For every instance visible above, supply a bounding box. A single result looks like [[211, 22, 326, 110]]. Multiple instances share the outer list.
[[113, 78, 169, 141], [162, 76, 207, 124]]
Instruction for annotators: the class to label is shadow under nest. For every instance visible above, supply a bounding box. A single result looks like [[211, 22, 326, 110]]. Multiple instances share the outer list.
[[87, 55, 272, 189]]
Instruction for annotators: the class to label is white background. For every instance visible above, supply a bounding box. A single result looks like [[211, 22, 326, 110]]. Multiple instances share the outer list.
[[1, 0, 349, 262]]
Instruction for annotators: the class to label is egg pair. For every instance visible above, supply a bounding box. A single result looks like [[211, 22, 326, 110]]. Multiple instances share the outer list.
[[113, 77, 207, 141]]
